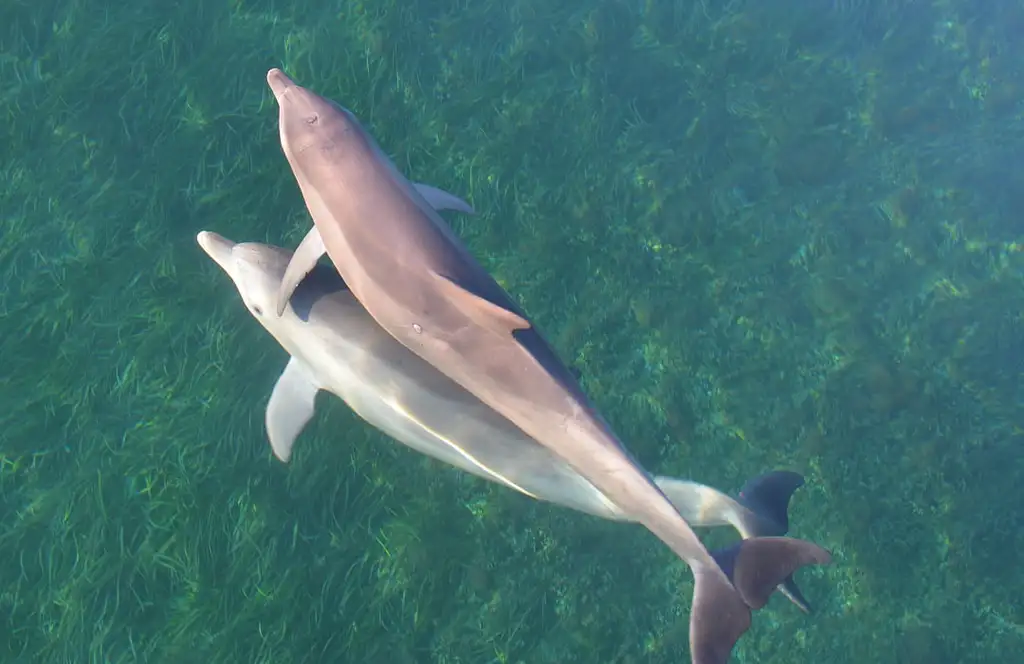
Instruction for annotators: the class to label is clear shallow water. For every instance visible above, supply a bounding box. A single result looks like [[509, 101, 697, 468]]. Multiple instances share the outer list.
[[1, 1, 1021, 662]]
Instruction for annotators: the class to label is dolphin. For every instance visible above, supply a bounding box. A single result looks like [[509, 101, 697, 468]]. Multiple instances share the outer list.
[[264, 68, 831, 663], [197, 229, 818, 613]]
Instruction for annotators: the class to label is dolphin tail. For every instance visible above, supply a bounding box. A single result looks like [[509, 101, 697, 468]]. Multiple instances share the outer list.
[[653, 470, 805, 535], [654, 471, 818, 613], [690, 536, 831, 664], [737, 470, 805, 533], [732, 470, 816, 613], [775, 572, 813, 614]]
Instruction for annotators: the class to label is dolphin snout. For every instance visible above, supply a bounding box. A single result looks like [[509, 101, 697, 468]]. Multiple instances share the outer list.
[[266, 68, 295, 101], [197, 231, 236, 272]]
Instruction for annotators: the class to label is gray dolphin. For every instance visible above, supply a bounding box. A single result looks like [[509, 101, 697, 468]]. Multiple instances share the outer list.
[[198, 229, 816, 613], [264, 68, 831, 663]]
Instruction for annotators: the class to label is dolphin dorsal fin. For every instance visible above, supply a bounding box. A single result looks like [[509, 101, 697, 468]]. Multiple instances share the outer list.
[[429, 272, 531, 335], [266, 357, 322, 462]]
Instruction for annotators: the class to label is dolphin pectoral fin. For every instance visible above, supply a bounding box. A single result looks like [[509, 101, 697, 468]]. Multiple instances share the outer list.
[[652, 477, 734, 528], [413, 182, 476, 215], [276, 225, 327, 317], [429, 272, 531, 334], [266, 357, 321, 463]]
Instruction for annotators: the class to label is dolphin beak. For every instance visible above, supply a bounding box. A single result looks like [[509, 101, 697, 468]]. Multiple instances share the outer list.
[[196, 231, 235, 273], [266, 68, 294, 102]]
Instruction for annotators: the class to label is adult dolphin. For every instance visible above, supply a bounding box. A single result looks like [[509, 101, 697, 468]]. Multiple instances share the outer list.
[[264, 69, 831, 664], [198, 229, 817, 613]]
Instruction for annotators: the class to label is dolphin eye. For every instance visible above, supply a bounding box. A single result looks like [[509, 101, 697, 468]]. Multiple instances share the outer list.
[[305, 114, 319, 125], [252, 304, 264, 316]]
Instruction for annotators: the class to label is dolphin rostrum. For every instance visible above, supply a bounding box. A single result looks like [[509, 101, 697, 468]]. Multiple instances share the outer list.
[[264, 68, 831, 663], [198, 229, 817, 613]]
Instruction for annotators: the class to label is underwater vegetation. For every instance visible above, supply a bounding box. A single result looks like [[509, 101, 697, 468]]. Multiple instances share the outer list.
[[1, 0, 1022, 662]]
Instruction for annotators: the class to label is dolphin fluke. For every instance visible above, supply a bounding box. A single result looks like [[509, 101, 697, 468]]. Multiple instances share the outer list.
[[777, 572, 813, 614], [734, 471, 817, 614], [690, 567, 753, 664], [692, 537, 831, 663], [656, 471, 819, 614], [713, 536, 831, 610], [737, 470, 804, 533]]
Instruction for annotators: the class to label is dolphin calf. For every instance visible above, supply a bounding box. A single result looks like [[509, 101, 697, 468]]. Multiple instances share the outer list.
[[264, 68, 831, 663], [198, 229, 817, 613]]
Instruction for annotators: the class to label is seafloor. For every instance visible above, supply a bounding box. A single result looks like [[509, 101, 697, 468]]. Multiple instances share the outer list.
[[1, 0, 1021, 662]]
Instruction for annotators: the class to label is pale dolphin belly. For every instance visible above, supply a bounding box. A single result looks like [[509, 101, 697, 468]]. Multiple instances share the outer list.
[[279, 280, 624, 520]]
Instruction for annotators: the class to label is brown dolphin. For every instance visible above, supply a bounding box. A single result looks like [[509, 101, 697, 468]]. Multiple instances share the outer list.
[[265, 68, 831, 664]]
